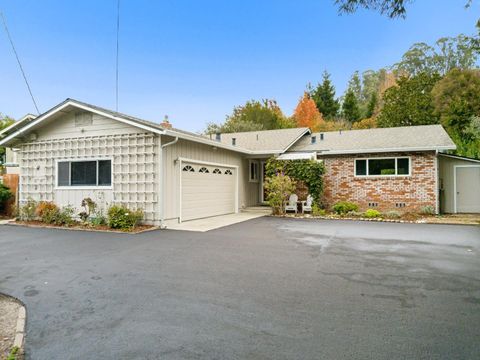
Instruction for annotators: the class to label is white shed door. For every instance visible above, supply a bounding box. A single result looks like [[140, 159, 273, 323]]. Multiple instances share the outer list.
[[456, 166, 480, 213], [181, 163, 236, 221]]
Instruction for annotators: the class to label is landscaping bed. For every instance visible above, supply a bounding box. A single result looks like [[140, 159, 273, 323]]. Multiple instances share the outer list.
[[274, 212, 480, 225], [10, 220, 156, 234], [0, 295, 22, 360]]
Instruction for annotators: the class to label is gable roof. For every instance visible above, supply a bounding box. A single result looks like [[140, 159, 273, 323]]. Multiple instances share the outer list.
[[216, 127, 310, 153], [288, 125, 456, 155], [0, 98, 253, 154]]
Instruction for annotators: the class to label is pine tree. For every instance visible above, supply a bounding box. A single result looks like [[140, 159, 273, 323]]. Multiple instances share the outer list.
[[365, 93, 377, 118], [310, 71, 340, 120], [342, 88, 361, 123]]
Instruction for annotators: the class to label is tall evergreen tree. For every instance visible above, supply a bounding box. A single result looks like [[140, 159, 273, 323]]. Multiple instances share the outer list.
[[365, 93, 378, 118], [310, 71, 340, 120], [342, 88, 361, 122]]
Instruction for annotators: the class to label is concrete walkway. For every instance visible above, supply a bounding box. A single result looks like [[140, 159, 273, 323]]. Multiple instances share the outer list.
[[167, 209, 271, 232]]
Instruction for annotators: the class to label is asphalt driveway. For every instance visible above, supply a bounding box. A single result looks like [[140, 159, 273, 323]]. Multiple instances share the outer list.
[[1, 218, 479, 359]]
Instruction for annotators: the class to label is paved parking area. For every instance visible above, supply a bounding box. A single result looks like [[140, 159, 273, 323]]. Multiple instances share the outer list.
[[0, 218, 479, 359]]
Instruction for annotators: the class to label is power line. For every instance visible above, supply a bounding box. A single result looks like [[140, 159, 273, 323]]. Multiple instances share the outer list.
[[115, 0, 120, 111], [0, 10, 40, 115]]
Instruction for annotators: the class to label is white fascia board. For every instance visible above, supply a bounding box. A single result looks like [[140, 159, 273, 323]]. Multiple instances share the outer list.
[[319, 145, 457, 155], [439, 153, 480, 163], [0, 100, 166, 147]]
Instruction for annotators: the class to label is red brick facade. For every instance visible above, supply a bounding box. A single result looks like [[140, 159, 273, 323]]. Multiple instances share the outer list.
[[321, 151, 437, 213]]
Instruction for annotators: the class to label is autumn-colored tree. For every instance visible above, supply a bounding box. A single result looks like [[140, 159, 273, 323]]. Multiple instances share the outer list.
[[294, 93, 322, 129], [352, 117, 377, 129]]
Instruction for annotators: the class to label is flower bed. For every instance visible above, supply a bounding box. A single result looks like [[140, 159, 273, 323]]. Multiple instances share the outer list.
[[11, 220, 156, 234]]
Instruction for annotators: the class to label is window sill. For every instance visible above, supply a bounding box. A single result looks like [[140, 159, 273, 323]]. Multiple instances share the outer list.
[[55, 186, 113, 190], [354, 175, 411, 179]]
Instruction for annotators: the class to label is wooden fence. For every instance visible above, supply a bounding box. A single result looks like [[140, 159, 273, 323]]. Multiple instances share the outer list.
[[2, 174, 19, 216]]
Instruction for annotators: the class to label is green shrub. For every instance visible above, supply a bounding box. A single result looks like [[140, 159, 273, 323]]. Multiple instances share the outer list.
[[264, 173, 296, 215], [385, 210, 401, 219], [0, 183, 13, 213], [54, 206, 75, 226], [312, 203, 326, 216], [420, 205, 435, 215], [332, 201, 359, 215], [364, 209, 381, 218], [19, 198, 37, 221], [107, 205, 144, 230]]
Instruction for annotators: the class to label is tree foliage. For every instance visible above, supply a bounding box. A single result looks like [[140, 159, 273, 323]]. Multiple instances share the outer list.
[[342, 88, 361, 122], [377, 72, 441, 127], [293, 92, 334, 131], [432, 68, 480, 158], [0, 114, 15, 166], [335, 0, 410, 18], [205, 99, 292, 134], [352, 117, 377, 129], [310, 71, 340, 120], [395, 35, 479, 76]]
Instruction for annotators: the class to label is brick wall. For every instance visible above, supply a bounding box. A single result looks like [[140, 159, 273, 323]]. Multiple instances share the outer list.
[[321, 151, 437, 213]]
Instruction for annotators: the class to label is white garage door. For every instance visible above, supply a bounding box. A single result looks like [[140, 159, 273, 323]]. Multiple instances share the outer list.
[[181, 162, 236, 221], [456, 166, 480, 213]]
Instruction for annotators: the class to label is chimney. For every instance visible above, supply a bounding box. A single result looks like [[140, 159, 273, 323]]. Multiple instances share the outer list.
[[215, 133, 221, 141], [160, 115, 172, 129]]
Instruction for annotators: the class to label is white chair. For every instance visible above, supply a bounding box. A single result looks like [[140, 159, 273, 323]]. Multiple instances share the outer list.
[[302, 195, 313, 214], [285, 194, 298, 214]]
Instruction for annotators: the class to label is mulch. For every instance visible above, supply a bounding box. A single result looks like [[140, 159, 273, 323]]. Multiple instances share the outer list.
[[12, 220, 156, 234]]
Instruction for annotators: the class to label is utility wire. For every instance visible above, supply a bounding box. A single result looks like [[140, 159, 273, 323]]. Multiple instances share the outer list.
[[0, 10, 40, 115], [115, 0, 120, 112]]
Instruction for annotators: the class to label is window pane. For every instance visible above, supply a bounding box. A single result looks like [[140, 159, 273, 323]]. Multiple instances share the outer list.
[[355, 160, 367, 175], [397, 158, 410, 175], [368, 158, 395, 176], [58, 162, 70, 186], [98, 160, 112, 186], [71, 161, 97, 186]]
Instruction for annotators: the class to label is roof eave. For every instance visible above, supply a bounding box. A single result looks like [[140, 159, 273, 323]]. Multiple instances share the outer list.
[[316, 145, 457, 156]]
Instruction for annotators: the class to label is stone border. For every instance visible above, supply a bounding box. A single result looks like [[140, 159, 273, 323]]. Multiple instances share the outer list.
[[5, 221, 159, 234], [272, 214, 480, 226], [14, 305, 26, 350]]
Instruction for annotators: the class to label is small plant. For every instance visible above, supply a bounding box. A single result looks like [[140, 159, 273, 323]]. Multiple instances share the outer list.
[[420, 205, 435, 215], [347, 210, 363, 217], [79, 197, 97, 222], [107, 204, 144, 230], [264, 173, 297, 215], [0, 183, 13, 214], [36, 202, 59, 224], [54, 206, 75, 226], [312, 203, 326, 216], [19, 198, 38, 221], [385, 210, 401, 219], [332, 201, 359, 215], [7, 346, 19, 360], [364, 209, 381, 218]]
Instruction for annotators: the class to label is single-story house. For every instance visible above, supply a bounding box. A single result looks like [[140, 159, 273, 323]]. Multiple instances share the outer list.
[[0, 98, 479, 225]]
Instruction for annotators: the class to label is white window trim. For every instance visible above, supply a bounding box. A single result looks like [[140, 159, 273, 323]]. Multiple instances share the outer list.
[[249, 160, 259, 183], [55, 158, 113, 190], [354, 156, 412, 178]]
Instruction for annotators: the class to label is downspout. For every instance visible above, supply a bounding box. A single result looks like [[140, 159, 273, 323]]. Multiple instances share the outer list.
[[159, 136, 178, 229]]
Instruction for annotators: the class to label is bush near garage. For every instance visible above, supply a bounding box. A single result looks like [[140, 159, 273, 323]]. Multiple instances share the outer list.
[[263, 173, 296, 215], [107, 205, 144, 230], [265, 158, 325, 205]]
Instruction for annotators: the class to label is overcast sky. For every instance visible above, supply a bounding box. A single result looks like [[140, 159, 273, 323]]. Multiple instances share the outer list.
[[0, 0, 479, 132]]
